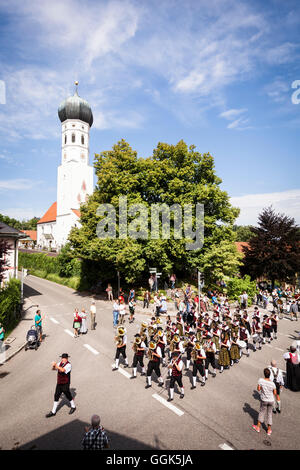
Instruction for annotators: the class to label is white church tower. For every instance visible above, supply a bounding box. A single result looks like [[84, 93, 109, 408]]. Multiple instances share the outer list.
[[37, 83, 94, 251], [55, 82, 94, 248]]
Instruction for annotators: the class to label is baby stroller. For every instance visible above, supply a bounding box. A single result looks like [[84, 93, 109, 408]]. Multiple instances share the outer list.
[[25, 325, 39, 351]]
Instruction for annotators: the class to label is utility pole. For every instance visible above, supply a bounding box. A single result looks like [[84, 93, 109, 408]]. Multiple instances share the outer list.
[[197, 269, 201, 315]]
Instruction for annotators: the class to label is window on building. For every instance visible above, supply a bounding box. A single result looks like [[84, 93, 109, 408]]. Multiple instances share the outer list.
[[65, 135, 67, 144], [72, 133, 75, 143], [81, 135, 84, 145]]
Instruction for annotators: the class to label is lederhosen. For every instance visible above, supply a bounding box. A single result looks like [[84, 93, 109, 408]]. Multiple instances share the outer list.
[[147, 347, 161, 378], [115, 337, 127, 360], [157, 338, 166, 360], [193, 351, 205, 378], [205, 341, 216, 369], [54, 361, 73, 402], [170, 359, 183, 388], [271, 316, 278, 335], [132, 343, 145, 368], [186, 337, 195, 361], [263, 318, 272, 339]]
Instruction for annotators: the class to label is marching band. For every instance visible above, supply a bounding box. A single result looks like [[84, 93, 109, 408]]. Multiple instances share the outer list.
[[112, 304, 281, 401]]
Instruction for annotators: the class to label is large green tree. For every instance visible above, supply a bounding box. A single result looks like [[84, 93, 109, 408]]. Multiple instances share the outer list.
[[69, 140, 240, 285], [242, 206, 300, 288]]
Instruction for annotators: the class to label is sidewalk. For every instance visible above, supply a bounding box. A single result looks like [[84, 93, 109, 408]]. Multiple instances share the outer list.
[[1, 297, 39, 364]]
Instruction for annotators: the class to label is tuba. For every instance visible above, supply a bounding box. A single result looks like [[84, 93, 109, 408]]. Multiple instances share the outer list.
[[148, 325, 155, 338], [133, 336, 141, 353], [170, 334, 180, 352], [148, 340, 156, 360], [191, 342, 201, 360]]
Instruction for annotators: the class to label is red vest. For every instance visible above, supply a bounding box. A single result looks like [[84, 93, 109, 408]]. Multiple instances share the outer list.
[[172, 359, 182, 377], [57, 361, 71, 385]]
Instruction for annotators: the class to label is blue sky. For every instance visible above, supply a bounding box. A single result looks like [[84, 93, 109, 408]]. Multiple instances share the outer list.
[[0, 0, 299, 225]]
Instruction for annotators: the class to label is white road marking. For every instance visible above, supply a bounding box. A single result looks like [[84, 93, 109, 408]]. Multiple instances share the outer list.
[[152, 393, 184, 417], [275, 347, 284, 352], [219, 443, 234, 450], [50, 317, 59, 324], [83, 344, 99, 355], [117, 367, 132, 379], [64, 329, 75, 338]]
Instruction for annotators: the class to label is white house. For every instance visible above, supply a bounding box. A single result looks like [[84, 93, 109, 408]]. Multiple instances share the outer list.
[[0, 222, 26, 286], [37, 83, 94, 251]]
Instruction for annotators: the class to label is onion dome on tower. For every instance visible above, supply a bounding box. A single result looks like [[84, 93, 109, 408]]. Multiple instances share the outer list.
[[58, 81, 93, 127]]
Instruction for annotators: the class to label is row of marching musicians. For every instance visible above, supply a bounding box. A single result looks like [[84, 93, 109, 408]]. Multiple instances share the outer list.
[[111, 308, 279, 401]]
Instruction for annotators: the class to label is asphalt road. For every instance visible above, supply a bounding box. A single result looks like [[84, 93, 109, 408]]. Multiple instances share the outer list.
[[1, 275, 300, 451]]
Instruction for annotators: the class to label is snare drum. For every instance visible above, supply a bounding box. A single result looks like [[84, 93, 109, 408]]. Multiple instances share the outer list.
[[237, 340, 246, 349]]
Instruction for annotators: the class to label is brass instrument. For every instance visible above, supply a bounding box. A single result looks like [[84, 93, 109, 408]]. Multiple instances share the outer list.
[[154, 329, 164, 343], [148, 340, 156, 360], [169, 334, 180, 352], [133, 336, 141, 353], [191, 342, 201, 360], [148, 325, 155, 338], [166, 330, 172, 344], [116, 335, 123, 346]]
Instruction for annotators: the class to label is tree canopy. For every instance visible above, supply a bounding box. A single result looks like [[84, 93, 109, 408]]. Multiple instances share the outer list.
[[68, 139, 241, 286], [241, 206, 300, 287]]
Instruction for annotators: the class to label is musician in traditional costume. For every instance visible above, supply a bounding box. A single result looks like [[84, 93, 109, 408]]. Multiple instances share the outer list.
[[204, 333, 217, 378], [131, 335, 146, 379], [262, 314, 272, 344], [113, 327, 129, 370], [212, 323, 221, 352], [184, 330, 196, 370], [168, 335, 184, 374], [155, 328, 167, 366], [239, 324, 250, 357], [270, 311, 279, 340], [218, 332, 231, 373], [145, 341, 164, 389], [241, 310, 251, 334], [139, 321, 149, 347], [191, 342, 206, 388], [168, 351, 184, 401], [252, 314, 263, 351], [176, 314, 185, 337], [229, 333, 240, 365]]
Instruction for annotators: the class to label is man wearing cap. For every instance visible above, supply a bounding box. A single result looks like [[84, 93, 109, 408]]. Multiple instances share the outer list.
[[46, 353, 76, 417]]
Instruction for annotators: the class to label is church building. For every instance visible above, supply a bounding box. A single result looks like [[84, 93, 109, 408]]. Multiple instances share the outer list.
[[37, 84, 94, 251]]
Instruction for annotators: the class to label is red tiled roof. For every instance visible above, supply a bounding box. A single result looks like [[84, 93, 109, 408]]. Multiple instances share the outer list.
[[21, 230, 37, 241], [235, 242, 249, 253], [37, 202, 57, 224], [71, 208, 81, 218]]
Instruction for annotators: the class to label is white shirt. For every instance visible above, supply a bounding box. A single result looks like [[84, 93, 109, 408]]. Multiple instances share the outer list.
[[57, 362, 72, 374], [119, 305, 126, 315], [268, 367, 284, 386], [90, 304, 96, 314], [258, 378, 275, 402]]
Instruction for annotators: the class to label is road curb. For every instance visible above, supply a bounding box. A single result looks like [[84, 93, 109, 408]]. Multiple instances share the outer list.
[[3, 341, 27, 364]]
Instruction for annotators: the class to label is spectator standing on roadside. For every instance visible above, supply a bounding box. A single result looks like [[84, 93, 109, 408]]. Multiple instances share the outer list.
[[119, 300, 126, 325], [0, 322, 5, 353], [82, 415, 109, 450], [252, 368, 276, 436], [90, 301, 96, 331], [106, 284, 113, 301], [290, 301, 299, 321], [112, 300, 119, 328], [148, 275, 154, 292]]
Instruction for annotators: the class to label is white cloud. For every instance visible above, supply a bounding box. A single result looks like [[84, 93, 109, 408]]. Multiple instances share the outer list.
[[219, 108, 248, 120], [231, 189, 300, 225], [0, 179, 40, 191]]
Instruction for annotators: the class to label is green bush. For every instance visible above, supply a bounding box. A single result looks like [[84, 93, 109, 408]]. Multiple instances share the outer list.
[[19, 252, 59, 274], [226, 275, 257, 305], [0, 278, 21, 331]]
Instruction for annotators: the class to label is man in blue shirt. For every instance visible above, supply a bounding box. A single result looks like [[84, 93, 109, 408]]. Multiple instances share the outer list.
[[35, 309, 43, 343]]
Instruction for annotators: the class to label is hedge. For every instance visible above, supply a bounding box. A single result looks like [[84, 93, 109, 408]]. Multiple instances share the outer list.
[[0, 278, 21, 332]]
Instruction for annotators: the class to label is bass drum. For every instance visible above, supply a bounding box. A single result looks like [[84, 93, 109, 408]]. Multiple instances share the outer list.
[[237, 340, 247, 349]]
